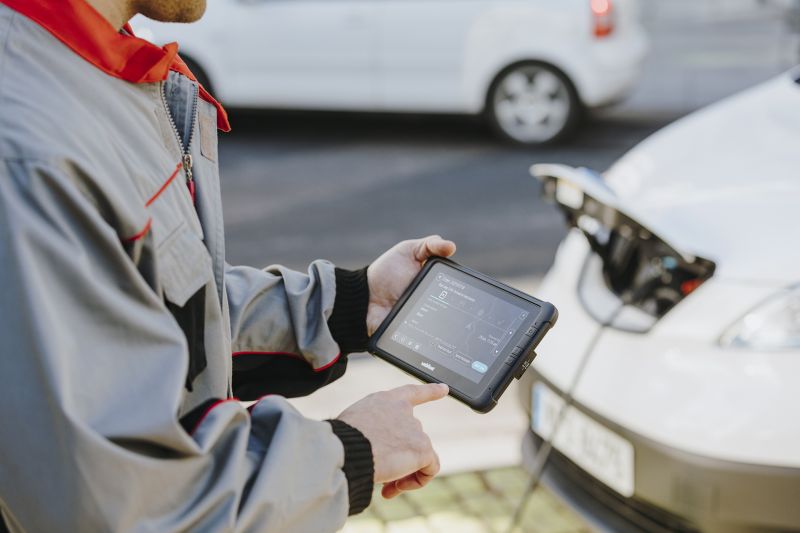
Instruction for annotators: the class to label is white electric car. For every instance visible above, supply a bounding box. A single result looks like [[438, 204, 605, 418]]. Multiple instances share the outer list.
[[130, 0, 648, 144], [521, 70, 800, 532]]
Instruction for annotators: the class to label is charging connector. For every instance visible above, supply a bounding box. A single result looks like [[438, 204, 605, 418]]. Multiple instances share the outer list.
[[504, 271, 663, 532]]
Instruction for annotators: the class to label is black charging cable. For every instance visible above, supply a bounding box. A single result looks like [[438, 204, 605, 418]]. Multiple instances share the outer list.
[[505, 297, 629, 533]]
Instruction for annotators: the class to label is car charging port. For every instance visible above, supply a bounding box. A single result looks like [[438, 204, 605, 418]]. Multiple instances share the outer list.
[[540, 173, 715, 332], [595, 222, 715, 319]]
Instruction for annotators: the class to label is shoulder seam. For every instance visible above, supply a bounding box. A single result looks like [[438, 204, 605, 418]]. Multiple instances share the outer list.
[[0, 10, 20, 159], [0, 10, 18, 114]]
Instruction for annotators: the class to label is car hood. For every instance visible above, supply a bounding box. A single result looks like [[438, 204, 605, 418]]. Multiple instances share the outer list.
[[540, 71, 800, 285]]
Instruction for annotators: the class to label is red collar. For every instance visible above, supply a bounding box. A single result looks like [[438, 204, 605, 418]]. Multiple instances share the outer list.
[[1, 0, 230, 132]]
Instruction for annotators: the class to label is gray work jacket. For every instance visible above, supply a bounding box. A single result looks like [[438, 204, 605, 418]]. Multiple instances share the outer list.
[[0, 2, 373, 531]]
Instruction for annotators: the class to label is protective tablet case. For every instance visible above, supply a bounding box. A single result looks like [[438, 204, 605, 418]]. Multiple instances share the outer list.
[[368, 257, 558, 413]]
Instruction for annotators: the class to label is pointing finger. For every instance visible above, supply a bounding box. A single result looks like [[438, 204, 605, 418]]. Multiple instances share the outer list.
[[394, 383, 449, 406]]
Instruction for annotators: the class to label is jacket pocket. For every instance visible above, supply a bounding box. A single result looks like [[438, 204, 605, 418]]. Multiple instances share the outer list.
[[158, 224, 213, 390], [158, 222, 211, 306]]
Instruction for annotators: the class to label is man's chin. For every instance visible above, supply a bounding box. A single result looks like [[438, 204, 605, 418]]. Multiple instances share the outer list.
[[138, 0, 207, 23]]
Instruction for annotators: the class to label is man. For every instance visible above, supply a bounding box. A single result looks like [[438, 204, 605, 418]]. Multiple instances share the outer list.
[[0, 0, 457, 530]]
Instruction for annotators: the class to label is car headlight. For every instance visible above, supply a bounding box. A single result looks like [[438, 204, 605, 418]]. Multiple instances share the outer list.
[[719, 285, 800, 350]]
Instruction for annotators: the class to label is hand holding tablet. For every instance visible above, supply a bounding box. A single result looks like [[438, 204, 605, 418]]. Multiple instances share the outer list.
[[368, 257, 558, 413]]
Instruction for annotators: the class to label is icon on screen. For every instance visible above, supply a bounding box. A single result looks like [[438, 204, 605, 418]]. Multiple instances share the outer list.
[[471, 361, 488, 374], [440, 291, 448, 299]]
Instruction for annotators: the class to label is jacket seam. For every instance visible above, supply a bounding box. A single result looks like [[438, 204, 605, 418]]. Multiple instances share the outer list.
[[0, 11, 18, 140], [189, 398, 240, 435], [123, 218, 152, 242], [145, 161, 183, 207]]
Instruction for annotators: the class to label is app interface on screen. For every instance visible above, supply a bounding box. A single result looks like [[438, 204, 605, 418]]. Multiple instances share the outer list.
[[387, 265, 530, 383]]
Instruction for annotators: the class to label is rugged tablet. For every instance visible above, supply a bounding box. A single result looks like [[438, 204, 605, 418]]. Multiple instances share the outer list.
[[369, 257, 558, 413]]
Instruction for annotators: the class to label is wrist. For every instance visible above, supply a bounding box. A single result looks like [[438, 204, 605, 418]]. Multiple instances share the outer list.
[[327, 419, 374, 515], [328, 266, 370, 354]]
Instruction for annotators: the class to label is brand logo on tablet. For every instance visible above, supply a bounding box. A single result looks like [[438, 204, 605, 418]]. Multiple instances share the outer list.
[[421, 362, 436, 372]]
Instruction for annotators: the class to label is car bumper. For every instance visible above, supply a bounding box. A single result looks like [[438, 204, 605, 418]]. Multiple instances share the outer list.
[[519, 373, 800, 533], [530, 232, 800, 469]]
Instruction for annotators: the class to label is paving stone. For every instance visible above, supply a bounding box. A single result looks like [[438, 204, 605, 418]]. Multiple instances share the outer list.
[[402, 483, 456, 509], [461, 494, 509, 517], [341, 467, 588, 533], [372, 494, 417, 522], [340, 516, 383, 533], [403, 497, 452, 516], [444, 472, 488, 497], [385, 517, 430, 533], [485, 467, 529, 495], [426, 511, 488, 533]]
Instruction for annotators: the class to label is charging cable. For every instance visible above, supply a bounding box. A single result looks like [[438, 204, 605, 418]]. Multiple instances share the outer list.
[[505, 299, 628, 533]]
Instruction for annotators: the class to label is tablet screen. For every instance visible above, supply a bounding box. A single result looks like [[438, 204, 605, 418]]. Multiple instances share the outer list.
[[377, 262, 536, 384]]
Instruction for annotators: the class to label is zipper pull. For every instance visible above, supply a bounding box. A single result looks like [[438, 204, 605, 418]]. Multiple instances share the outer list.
[[182, 153, 195, 203]]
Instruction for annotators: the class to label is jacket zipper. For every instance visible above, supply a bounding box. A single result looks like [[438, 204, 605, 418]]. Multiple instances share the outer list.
[[160, 79, 199, 203]]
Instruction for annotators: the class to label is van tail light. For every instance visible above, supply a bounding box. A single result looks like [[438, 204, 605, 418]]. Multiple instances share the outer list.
[[591, 0, 614, 38]]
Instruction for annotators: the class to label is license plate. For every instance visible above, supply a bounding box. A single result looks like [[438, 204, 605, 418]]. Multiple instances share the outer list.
[[532, 382, 635, 497]]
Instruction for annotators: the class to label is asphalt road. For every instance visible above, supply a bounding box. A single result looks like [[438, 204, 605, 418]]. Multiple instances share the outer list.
[[219, 0, 796, 279]]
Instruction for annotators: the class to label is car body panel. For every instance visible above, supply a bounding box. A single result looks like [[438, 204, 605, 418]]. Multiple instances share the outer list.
[[601, 73, 800, 283], [522, 413, 800, 532], [531, 239, 800, 467], [534, 74, 800, 284], [521, 71, 800, 531], [222, 0, 375, 108], [130, 0, 648, 114], [142, 0, 376, 109]]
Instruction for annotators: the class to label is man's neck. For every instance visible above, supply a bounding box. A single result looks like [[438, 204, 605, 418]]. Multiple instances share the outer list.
[[86, 0, 133, 30]]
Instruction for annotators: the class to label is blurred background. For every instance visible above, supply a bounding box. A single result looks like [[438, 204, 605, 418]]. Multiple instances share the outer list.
[[216, 0, 796, 279], [136, 0, 800, 531]]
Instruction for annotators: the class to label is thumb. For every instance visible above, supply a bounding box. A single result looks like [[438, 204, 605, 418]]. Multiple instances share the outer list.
[[413, 235, 457, 262]]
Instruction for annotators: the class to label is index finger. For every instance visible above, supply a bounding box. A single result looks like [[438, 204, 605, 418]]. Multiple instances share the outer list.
[[394, 383, 450, 406]]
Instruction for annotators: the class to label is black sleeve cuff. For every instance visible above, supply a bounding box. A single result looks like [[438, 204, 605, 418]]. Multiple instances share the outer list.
[[328, 267, 370, 355], [327, 419, 374, 515]]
